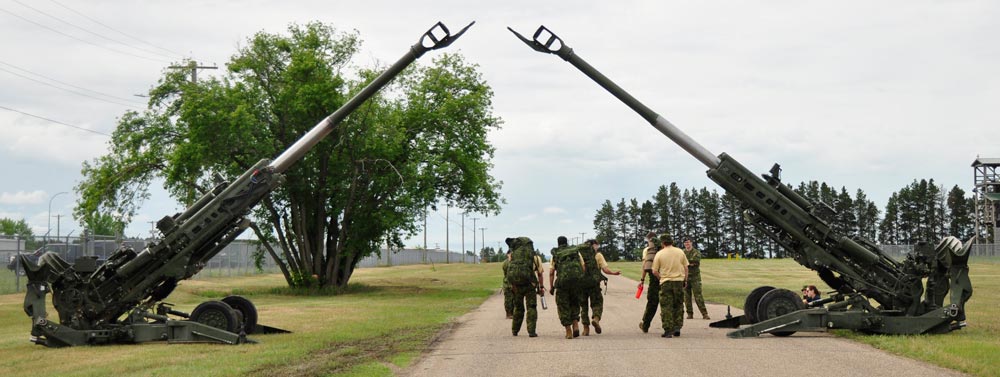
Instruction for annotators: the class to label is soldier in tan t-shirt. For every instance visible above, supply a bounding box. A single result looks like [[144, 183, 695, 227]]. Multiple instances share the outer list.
[[651, 233, 688, 338]]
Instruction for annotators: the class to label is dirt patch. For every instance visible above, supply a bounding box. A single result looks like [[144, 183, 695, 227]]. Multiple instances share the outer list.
[[248, 325, 438, 377]]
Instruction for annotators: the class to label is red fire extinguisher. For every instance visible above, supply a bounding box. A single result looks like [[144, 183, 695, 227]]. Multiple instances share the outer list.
[[635, 283, 644, 299]]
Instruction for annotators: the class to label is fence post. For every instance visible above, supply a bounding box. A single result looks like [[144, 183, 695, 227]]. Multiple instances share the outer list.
[[15, 235, 21, 293]]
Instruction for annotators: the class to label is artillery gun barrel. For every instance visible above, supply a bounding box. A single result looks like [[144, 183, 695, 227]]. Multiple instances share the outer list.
[[18, 21, 476, 348], [508, 24, 901, 305], [508, 26, 720, 169], [271, 21, 475, 173]]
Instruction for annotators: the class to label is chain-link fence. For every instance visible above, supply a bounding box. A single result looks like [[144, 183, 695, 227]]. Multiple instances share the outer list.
[[2, 234, 473, 294], [357, 248, 472, 267]]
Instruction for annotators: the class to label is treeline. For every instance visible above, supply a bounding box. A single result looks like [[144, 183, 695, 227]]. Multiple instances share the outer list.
[[593, 179, 979, 261]]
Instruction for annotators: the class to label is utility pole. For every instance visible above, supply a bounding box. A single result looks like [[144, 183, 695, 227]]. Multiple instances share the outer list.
[[480, 227, 486, 262], [48, 191, 67, 244], [423, 209, 428, 262], [445, 204, 450, 264], [471, 217, 480, 263], [461, 212, 466, 263], [168, 61, 217, 83], [54, 214, 63, 241], [149, 221, 157, 239], [580, 232, 587, 242]]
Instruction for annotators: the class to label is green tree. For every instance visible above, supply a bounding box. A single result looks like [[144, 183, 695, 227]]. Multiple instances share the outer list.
[[853, 189, 880, 241], [593, 200, 619, 261], [81, 213, 125, 238], [74, 23, 502, 288], [0, 218, 34, 239], [946, 185, 975, 240], [652, 185, 670, 233], [694, 188, 721, 257]]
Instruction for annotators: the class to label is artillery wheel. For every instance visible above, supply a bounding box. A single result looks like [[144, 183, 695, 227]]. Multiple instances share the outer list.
[[755, 288, 806, 337], [222, 295, 258, 334], [190, 300, 241, 333], [743, 286, 775, 324]]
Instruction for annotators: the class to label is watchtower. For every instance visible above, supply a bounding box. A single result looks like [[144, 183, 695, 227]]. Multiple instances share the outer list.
[[972, 157, 1000, 244]]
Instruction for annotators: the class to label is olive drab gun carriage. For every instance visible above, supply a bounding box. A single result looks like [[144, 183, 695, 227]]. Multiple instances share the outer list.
[[509, 25, 973, 338], [17, 21, 474, 347]]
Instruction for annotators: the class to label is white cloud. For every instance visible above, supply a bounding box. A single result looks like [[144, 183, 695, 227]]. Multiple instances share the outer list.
[[517, 214, 537, 222], [0, 190, 47, 205], [542, 206, 566, 215]]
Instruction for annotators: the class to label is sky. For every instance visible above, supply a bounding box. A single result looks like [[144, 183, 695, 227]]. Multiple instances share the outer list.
[[1, 0, 998, 255]]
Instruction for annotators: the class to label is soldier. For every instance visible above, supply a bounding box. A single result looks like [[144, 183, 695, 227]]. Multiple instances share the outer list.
[[682, 237, 710, 320], [638, 231, 659, 333], [550, 236, 586, 339], [501, 250, 514, 319], [578, 239, 621, 335], [652, 233, 688, 338], [505, 237, 545, 337]]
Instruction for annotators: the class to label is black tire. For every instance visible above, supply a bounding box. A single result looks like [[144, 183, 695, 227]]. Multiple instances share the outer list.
[[190, 300, 241, 333], [755, 288, 806, 337], [743, 286, 775, 324], [221, 295, 258, 334]]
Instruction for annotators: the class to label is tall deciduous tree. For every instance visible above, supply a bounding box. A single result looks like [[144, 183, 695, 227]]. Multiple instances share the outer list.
[[74, 23, 502, 288], [0, 218, 34, 239]]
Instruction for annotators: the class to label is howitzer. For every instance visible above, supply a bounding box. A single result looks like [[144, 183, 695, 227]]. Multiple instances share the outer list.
[[18, 21, 474, 347], [510, 25, 973, 337]]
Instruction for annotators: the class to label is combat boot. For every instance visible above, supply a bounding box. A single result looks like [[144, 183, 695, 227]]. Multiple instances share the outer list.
[[702, 314, 711, 320], [686, 313, 693, 319], [639, 321, 648, 333], [572, 321, 580, 338], [528, 332, 538, 338], [565, 326, 573, 339], [593, 318, 602, 334], [583, 324, 590, 336]]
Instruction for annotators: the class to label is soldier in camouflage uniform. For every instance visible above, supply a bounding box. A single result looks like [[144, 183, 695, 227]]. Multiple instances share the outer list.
[[502, 250, 514, 319], [638, 231, 659, 333], [506, 237, 545, 337], [549, 236, 585, 339], [682, 237, 709, 320], [578, 239, 620, 335]]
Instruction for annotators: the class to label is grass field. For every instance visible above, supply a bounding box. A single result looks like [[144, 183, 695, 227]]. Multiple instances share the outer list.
[[0, 263, 500, 376], [610, 258, 1000, 376]]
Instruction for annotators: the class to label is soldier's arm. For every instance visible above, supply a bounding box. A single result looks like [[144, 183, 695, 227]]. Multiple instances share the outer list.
[[651, 254, 661, 280], [548, 260, 557, 294], [683, 258, 689, 287]]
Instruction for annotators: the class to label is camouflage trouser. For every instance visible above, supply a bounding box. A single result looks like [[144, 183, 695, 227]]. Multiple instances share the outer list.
[[578, 282, 603, 325], [683, 273, 708, 316], [555, 285, 581, 326], [511, 283, 538, 334], [659, 281, 685, 333], [640, 274, 659, 331], [503, 283, 514, 316]]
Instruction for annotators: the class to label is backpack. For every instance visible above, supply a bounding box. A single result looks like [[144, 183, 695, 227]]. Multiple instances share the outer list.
[[554, 246, 584, 288], [506, 238, 536, 286], [577, 245, 606, 287]]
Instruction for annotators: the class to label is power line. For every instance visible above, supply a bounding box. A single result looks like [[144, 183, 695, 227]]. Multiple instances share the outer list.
[[0, 104, 110, 137], [0, 6, 172, 64], [13, 0, 182, 61], [0, 62, 145, 109], [48, 0, 187, 59]]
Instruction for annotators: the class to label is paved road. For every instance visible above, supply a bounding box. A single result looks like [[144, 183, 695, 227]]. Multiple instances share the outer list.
[[404, 268, 964, 377]]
